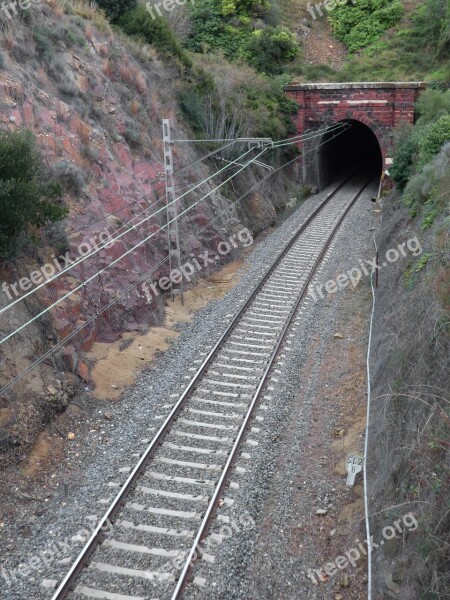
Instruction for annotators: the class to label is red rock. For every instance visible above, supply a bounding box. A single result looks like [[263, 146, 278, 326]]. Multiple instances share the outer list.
[[23, 103, 34, 127], [113, 143, 133, 171], [77, 360, 90, 382], [63, 345, 78, 371], [194, 214, 209, 226]]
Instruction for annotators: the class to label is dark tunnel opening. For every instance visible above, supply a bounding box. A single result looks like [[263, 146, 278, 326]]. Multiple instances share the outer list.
[[318, 120, 383, 188]]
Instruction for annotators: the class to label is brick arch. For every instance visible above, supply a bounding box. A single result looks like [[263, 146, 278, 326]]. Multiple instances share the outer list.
[[333, 113, 384, 144], [322, 113, 387, 162], [285, 81, 425, 189]]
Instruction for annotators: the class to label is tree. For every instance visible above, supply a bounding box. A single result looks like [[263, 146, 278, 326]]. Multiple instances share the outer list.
[[247, 26, 298, 74], [0, 130, 66, 257], [118, 5, 192, 67], [95, 0, 137, 23]]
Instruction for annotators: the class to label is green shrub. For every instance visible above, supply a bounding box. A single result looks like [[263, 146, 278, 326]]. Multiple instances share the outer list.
[[33, 25, 52, 56], [391, 126, 419, 191], [95, 0, 137, 22], [185, 0, 250, 60], [335, 0, 450, 81], [118, 5, 191, 67], [185, 0, 297, 73], [344, 2, 403, 51], [0, 130, 66, 257], [412, 0, 450, 60], [246, 26, 299, 74], [416, 89, 450, 125], [328, 0, 404, 52], [179, 57, 296, 141], [418, 115, 450, 166], [402, 165, 435, 212], [402, 142, 450, 225]]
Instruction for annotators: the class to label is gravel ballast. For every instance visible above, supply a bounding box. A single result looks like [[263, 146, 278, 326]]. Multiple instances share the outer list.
[[0, 180, 380, 600]]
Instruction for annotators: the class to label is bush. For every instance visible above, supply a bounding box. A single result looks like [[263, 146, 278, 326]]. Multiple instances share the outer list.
[[0, 130, 66, 257], [418, 115, 450, 166], [416, 89, 450, 125], [184, 0, 297, 73], [95, 0, 137, 22], [402, 142, 450, 227], [247, 26, 299, 74], [123, 118, 142, 148], [413, 0, 450, 60], [328, 0, 404, 52], [391, 127, 419, 190], [179, 56, 297, 142], [392, 90, 450, 190], [336, 0, 450, 81], [185, 0, 250, 60], [118, 5, 191, 67]]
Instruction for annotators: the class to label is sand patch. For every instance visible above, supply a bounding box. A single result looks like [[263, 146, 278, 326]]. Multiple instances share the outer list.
[[88, 259, 246, 400]]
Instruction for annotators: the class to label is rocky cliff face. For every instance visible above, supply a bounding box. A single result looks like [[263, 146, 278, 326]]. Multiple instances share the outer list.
[[0, 1, 297, 463]]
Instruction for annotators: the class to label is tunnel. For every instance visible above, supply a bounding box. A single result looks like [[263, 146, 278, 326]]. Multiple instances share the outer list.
[[317, 120, 383, 188]]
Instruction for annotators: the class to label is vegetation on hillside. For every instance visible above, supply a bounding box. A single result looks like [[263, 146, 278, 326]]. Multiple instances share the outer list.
[[118, 4, 192, 67], [391, 89, 450, 230], [374, 87, 450, 600], [95, 0, 137, 22], [327, 0, 404, 52], [185, 0, 298, 75], [179, 57, 298, 140], [287, 0, 450, 83], [334, 0, 450, 81]]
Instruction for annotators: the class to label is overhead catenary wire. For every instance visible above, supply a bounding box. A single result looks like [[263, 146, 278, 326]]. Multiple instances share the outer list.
[[0, 138, 244, 269], [0, 123, 348, 316], [2, 124, 352, 348], [273, 123, 351, 149], [0, 129, 350, 397], [0, 147, 269, 347], [0, 139, 270, 269], [0, 185, 166, 269], [0, 148, 283, 395], [0, 145, 260, 317]]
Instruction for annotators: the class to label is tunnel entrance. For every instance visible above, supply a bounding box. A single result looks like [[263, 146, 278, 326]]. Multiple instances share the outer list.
[[318, 120, 383, 188]]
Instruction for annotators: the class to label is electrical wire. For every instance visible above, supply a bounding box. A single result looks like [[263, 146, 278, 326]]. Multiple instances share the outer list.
[[272, 123, 351, 149], [0, 131, 347, 397], [0, 185, 166, 269], [0, 145, 259, 317], [0, 147, 269, 347], [0, 152, 301, 396], [0, 124, 346, 316]]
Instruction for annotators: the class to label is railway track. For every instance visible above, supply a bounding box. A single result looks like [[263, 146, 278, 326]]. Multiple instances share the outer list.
[[52, 170, 376, 600]]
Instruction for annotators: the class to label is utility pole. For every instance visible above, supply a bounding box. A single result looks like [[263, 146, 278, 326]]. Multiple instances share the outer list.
[[162, 119, 183, 304]]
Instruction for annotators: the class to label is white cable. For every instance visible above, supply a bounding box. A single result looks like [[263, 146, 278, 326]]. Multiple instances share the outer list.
[[0, 146, 257, 317], [0, 147, 268, 347], [364, 185, 383, 600], [364, 266, 375, 600]]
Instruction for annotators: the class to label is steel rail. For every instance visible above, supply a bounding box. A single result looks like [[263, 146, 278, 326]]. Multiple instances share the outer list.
[[51, 170, 375, 600], [170, 172, 377, 598]]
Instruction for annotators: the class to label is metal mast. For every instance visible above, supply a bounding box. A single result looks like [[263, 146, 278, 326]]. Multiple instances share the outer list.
[[162, 119, 183, 304]]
